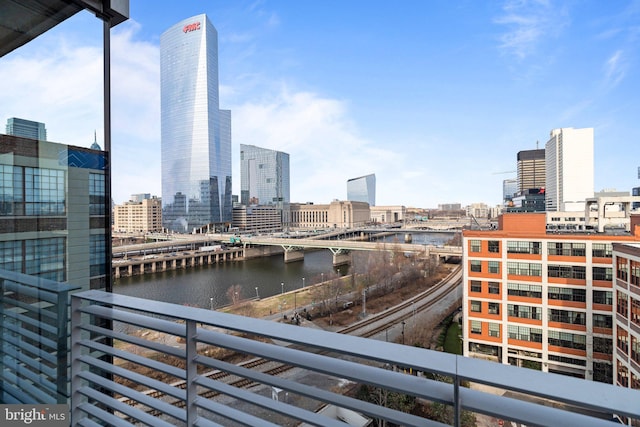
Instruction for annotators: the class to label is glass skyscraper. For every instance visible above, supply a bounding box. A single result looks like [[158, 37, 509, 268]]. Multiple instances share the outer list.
[[240, 144, 290, 206], [160, 14, 232, 232], [5, 117, 47, 140], [347, 173, 376, 206]]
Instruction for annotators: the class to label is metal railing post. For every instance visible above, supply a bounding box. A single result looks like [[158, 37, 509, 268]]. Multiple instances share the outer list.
[[186, 319, 198, 426], [70, 295, 84, 426]]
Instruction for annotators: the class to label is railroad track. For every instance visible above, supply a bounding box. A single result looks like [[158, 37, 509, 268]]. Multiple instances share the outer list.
[[120, 265, 462, 420]]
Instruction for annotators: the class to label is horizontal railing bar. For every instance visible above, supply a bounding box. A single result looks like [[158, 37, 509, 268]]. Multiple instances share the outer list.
[[195, 375, 348, 427], [2, 320, 58, 351], [2, 345, 58, 379], [79, 303, 186, 337], [195, 328, 454, 404], [81, 339, 185, 381], [77, 386, 176, 427], [3, 309, 58, 334], [77, 355, 187, 401], [195, 353, 447, 427], [2, 369, 57, 403], [192, 414, 227, 427], [76, 401, 136, 427], [0, 269, 79, 293], [194, 396, 281, 427], [80, 323, 185, 359], [460, 387, 615, 427], [1, 356, 57, 393], [78, 370, 186, 422], [2, 298, 58, 321], [2, 280, 67, 304], [458, 356, 640, 418], [76, 417, 104, 427]]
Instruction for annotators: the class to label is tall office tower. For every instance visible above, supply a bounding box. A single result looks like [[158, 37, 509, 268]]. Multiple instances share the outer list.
[[347, 174, 376, 207], [160, 14, 232, 233], [503, 178, 517, 203], [240, 144, 290, 206], [545, 127, 594, 212], [517, 149, 545, 193], [5, 117, 46, 140]]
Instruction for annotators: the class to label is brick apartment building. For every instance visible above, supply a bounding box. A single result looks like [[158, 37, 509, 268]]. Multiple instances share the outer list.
[[463, 212, 640, 384]]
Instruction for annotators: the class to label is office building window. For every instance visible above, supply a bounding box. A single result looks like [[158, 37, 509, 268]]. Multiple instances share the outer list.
[[507, 283, 542, 298], [592, 314, 612, 329], [593, 290, 613, 305], [470, 300, 481, 312], [470, 260, 481, 272], [0, 241, 22, 271], [470, 240, 481, 253], [592, 243, 612, 258], [548, 242, 586, 257], [592, 267, 612, 281], [488, 261, 500, 274], [507, 240, 541, 255], [471, 320, 482, 334], [593, 337, 613, 354], [617, 292, 628, 317], [548, 309, 586, 325], [0, 165, 65, 216], [508, 304, 541, 320], [507, 262, 542, 277], [488, 282, 500, 294], [488, 302, 500, 315], [90, 234, 106, 276], [548, 286, 586, 302], [90, 173, 105, 215], [470, 280, 482, 293], [24, 238, 65, 281], [548, 330, 586, 350], [508, 325, 542, 343], [488, 240, 500, 253], [548, 265, 586, 280], [488, 323, 500, 337]]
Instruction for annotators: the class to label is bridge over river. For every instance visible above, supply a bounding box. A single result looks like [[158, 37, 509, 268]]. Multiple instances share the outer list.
[[241, 236, 462, 265]]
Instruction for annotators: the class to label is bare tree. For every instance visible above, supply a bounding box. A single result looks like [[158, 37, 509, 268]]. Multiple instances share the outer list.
[[226, 284, 243, 305]]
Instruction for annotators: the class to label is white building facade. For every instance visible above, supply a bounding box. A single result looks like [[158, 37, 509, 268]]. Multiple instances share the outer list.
[[545, 127, 594, 212]]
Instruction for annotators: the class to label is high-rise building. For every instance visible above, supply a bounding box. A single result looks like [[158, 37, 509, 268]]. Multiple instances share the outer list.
[[503, 178, 517, 203], [545, 128, 594, 212], [240, 144, 290, 207], [463, 212, 640, 384], [517, 149, 545, 194], [160, 14, 232, 233], [0, 133, 108, 288], [5, 117, 46, 140], [114, 197, 162, 233], [347, 174, 376, 206]]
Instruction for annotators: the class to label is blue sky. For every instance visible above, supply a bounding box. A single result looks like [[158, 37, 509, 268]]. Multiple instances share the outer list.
[[1, 0, 639, 208]]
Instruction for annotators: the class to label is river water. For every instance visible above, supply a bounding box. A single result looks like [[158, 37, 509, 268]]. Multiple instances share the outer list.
[[113, 232, 454, 309]]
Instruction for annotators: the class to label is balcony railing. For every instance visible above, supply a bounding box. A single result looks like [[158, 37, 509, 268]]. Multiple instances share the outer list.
[[70, 290, 640, 426], [0, 269, 79, 404]]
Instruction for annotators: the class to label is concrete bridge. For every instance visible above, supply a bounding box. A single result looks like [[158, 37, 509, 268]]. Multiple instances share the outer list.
[[242, 236, 462, 265]]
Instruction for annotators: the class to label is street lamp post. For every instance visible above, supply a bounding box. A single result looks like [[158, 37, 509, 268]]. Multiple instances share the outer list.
[[321, 273, 324, 284], [302, 277, 305, 288], [401, 321, 406, 345], [281, 282, 284, 294], [209, 297, 213, 310], [362, 288, 367, 318], [255, 286, 259, 299]]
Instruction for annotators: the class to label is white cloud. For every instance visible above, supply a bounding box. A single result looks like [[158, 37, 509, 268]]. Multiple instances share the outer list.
[[494, 0, 567, 61], [603, 49, 626, 89]]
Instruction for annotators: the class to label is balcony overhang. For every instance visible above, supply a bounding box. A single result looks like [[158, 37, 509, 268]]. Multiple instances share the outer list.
[[0, 0, 129, 58]]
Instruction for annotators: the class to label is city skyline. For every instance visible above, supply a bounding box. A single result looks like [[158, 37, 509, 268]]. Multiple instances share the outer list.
[[0, 1, 638, 208]]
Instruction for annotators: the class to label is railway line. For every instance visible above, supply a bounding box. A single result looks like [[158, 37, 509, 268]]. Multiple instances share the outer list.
[[119, 265, 462, 421]]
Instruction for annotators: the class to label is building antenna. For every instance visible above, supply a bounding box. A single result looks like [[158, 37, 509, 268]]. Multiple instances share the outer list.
[[536, 140, 539, 149]]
